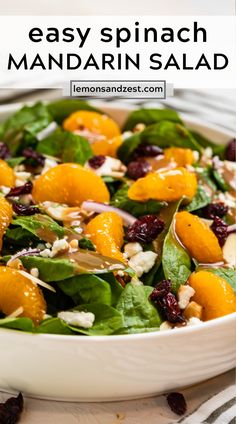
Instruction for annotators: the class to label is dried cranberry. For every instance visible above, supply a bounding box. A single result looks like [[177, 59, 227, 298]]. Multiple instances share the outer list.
[[132, 143, 163, 159], [127, 215, 165, 244], [22, 147, 45, 166], [88, 155, 106, 169], [201, 202, 228, 219], [0, 392, 24, 423], [211, 216, 228, 246], [150, 280, 184, 324], [225, 138, 236, 162], [150, 279, 171, 300], [159, 293, 185, 323], [126, 161, 151, 180], [12, 202, 40, 216], [6, 181, 33, 198], [166, 392, 187, 416], [0, 142, 10, 159]]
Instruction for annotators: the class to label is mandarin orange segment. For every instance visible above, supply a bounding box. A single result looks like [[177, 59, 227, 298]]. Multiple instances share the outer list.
[[86, 211, 125, 262], [0, 159, 15, 187], [32, 163, 110, 206], [63, 111, 121, 140], [175, 211, 223, 264], [128, 167, 197, 202], [189, 270, 236, 320], [0, 266, 46, 324], [0, 197, 13, 251], [164, 147, 195, 166], [92, 135, 123, 158]]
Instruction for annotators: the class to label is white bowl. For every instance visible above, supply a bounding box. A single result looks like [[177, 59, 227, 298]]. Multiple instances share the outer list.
[[0, 102, 235, 402]]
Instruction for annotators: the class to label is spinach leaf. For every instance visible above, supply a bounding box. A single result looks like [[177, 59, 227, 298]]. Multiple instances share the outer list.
[[123, 108, 182, 131], [202, 267, 236, 293], [37, 129, 93, 165], [184, 185, 211, 212], [58, 274, 113, 306], [69, 304, 124, 335], [1, 102, 53, 154], [190, 130, 225, 158], [0, 317, 34, 332], [78, 237, 96, 251], [21, 250, 125, 281], [6, 157, 25, 168], [118, 121, 202, 163], [162, 201, 191, 292], [116, 284, 162, 334], [58, 272, 123, 306], [5, 227, 37, 244], [47, 99, 101, 124], [212, 170, 229, 192], [111, 184, 165, 217], [162, 229, 191, 293], [11, 214, 64, 242], [21, 256, 77, 281], [36, 318, 75, 335]]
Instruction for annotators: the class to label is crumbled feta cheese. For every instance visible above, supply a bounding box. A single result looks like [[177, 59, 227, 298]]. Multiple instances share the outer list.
[[128, 251, 157, 277], [204, 147, 213, 159], [122, 131, 133, 140], [58, 311, 95, 328], [186, 317, 202, 326], [177, 285, 195, 310], [14, 164, 25, 172], [0, 186, 11, 195], [160, 321, 173, 331], [73, 227, 83, 234], [117, 270, 124, 277], [51, 239, 69, 256], [124, 242, 143, 259], [30, 268, 39, 278], [41, 158, 58, 174], [193, 151, 200, 162], [40, 248, 52, 258], [87, 156, 127, 178], [14, 172, 31, 186]]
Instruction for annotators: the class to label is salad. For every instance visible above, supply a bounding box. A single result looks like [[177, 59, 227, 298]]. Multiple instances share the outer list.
[[0, 100, 235, 336]]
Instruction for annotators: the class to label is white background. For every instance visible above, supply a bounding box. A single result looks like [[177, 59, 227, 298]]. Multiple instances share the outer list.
[[0, 16, 235, 89]]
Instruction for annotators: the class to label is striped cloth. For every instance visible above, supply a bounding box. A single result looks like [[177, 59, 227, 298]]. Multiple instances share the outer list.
[[178, 385, 236, 424]]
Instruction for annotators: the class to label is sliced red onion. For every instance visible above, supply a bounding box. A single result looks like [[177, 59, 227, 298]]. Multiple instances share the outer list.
[[81, 201, 136, 226], [7, 248, 41, 265]]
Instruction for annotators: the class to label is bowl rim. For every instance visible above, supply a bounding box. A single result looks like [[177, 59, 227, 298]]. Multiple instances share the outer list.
[[0, 100, 235, 341]]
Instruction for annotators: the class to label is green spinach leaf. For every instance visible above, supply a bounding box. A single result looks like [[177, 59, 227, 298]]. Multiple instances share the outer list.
[[12, 214, 64, 242], [118, 121, 202, 163], [78, 237, 95, 251], [123, 108, 182, 131], [69, 304, 124, 335], [1, 102, 53, 154], [111, 184, 165, 217], [116, 283, 162, 334], [47, 99, 101, 124], [36, 317, 75, 335], [0, 317, 34, 332], [37, 129, 93, 165], [185, 185, 211, 212]]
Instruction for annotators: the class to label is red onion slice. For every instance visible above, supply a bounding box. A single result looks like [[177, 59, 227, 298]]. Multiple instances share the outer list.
[[81, 201, 136, 226], [6, 248, 41, 265]]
